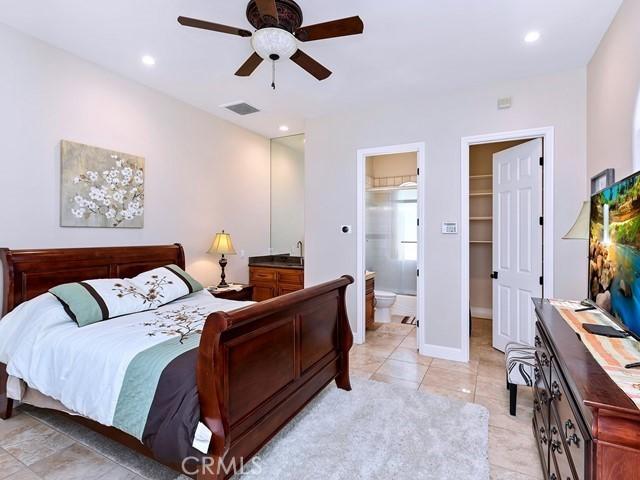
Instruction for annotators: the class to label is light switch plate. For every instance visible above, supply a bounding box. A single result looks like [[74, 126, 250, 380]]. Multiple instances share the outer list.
[[441, 222, 458, 234]]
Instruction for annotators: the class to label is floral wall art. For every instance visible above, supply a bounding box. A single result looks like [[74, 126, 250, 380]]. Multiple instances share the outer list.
[[60, 140, 145, 228]]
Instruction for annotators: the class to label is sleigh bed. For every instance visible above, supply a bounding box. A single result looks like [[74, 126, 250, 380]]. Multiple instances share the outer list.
[[0, 244, 353, 479]]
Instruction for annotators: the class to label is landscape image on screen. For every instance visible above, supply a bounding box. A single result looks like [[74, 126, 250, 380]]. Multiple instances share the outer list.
[[589, 172, 640, 337]]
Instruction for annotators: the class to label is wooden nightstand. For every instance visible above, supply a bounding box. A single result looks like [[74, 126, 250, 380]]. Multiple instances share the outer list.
[[207, 284, 254, 302]]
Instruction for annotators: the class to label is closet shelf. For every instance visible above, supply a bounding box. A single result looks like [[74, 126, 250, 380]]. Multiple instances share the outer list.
[[469, 191, 492, 197], [470, 240, 492, 244], [470, 174, 493, 179], [470, 216, 492, 221]]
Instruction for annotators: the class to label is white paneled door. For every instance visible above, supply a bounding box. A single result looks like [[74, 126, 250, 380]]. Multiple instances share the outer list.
[[492, 139, 543, 351]]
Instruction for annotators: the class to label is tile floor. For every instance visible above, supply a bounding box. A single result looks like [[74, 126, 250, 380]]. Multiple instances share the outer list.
[[352, 317, 542, 480], [0, 317, 541, 480]]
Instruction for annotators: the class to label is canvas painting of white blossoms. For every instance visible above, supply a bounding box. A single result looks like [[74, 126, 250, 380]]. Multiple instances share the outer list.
[[60, 140, 145, 228]]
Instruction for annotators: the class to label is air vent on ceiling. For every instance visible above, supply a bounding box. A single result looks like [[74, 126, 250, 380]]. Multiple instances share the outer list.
[[221, 102, 260, 116]]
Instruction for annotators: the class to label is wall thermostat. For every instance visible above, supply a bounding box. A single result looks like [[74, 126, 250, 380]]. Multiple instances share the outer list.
[[441, 222, 458, 234], [341, 225, 352, 234], [497, 96, 512, 110]]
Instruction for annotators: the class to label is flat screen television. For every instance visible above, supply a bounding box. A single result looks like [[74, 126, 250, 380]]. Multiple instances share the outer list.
[[589, 170, 640, 339]]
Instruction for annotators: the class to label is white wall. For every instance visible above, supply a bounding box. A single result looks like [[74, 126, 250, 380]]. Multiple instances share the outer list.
[[270, 138, 304, 255], [587, 0, 640, 178], [0, 22, 271, 306], [305, 68, 587, 352]]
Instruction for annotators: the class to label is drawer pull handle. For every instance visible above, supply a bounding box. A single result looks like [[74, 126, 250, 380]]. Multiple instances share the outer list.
[[534, 399, 541, 412], [539, 391, 549, 405], [535, 335, 542, 347], [564, 419, 574, 438], [551, 439, 563, 454], [551, 381, 562, 400], [540, 352, 550, 366], [539, 426, 547, 445], [567, 433, 580, 448]]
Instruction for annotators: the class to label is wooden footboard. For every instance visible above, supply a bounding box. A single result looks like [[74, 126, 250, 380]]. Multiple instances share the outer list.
[[197, 275, 354, 479]]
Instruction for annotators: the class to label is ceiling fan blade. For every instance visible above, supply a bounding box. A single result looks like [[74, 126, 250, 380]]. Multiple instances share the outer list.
[[254, 0, 279, 22], [235, 52, 264, 77], [295, 16, 364, 42], [290, 50, 332, 81], [177, 16, 252, 37]]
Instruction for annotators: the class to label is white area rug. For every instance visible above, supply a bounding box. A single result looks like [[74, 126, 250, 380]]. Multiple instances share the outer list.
[[24, 378, 490, 480], [241, 377, 490, 479]]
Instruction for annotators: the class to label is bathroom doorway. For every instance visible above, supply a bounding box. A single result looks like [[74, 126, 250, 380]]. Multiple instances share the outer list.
[[356, 143, 426, 355]]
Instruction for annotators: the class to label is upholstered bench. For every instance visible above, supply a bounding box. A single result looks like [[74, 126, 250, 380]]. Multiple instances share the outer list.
[[505, 342, 535, 416]]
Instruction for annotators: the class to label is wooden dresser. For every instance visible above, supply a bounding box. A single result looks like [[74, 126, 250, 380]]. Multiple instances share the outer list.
[[532, 299, 640, 480]]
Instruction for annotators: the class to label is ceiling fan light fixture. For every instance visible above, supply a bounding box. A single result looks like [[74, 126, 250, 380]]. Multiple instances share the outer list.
[[251, 28, 298, 61]]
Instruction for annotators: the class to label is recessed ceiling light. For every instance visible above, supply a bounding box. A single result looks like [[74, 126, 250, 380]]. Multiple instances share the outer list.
[[141, 55, 156, 66], [524, 31, 541, 43], [279, 125, 290, 132]]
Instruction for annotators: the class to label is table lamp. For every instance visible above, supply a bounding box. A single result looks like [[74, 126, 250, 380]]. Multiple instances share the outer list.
[[207, 230, 237, 288]]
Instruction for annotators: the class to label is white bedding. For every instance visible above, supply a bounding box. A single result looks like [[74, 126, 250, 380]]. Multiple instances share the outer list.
[[0, 290, 252, 427]]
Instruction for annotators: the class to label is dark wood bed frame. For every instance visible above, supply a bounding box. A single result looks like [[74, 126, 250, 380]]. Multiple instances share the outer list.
[[0, 244, 354, 479]]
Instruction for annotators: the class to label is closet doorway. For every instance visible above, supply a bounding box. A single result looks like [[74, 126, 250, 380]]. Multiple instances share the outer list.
[[461, 128, 555, 358]]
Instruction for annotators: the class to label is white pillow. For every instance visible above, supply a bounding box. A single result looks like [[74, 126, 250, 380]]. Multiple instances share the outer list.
[[128, 264, 203, 308]]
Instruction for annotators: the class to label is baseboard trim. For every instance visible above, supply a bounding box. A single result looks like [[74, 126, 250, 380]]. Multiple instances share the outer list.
[[420, 343, 467, 362], [470, 306, 492, 319]]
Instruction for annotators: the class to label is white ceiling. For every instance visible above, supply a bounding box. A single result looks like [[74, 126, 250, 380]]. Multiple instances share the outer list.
[[0, 0, 621, 139]]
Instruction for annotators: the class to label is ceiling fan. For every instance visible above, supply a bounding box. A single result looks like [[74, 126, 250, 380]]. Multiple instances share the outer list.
[[177, 0, 364, 88]]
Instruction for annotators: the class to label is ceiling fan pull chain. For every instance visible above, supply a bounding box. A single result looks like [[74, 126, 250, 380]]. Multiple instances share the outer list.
[[271, 60, 276, 90]]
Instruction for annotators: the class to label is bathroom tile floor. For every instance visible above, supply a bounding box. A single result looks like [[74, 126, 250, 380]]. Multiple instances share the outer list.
[[0, 317, 540, 480], [353, 316, 543, 480]]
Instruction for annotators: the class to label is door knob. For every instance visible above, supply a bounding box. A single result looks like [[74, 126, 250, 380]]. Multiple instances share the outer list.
[[490, 271, 498, 279]]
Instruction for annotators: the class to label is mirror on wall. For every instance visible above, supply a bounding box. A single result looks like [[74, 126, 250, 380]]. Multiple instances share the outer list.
[[270, 134, 304, 256]]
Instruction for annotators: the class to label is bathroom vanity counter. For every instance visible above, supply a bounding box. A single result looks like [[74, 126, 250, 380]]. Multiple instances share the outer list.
[[248, 254, 304, 270], [248, 255, 304, 301], [365, 272, 375, 329]]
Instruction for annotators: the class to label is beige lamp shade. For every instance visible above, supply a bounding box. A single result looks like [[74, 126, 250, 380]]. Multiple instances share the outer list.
[[562, 201, 590, 240], [207, 230, 237, 255]]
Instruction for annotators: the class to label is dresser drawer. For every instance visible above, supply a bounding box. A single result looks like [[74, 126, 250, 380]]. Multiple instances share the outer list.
[[535, 323, 552, 378], [533, 409, 549, 478], [550, 414, 576, 480], [534, 356, 551, 423], [278, 269, 303, 286], [551, 361, 588, 480], [534, 387, 550, 433], [250, 268, 278, 283]]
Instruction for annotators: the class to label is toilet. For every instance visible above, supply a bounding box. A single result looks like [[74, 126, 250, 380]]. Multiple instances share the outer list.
[[374, 290, 397, 323]]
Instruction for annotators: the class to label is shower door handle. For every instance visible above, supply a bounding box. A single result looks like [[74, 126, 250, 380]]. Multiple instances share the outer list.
[[490, 271, 498, 279]]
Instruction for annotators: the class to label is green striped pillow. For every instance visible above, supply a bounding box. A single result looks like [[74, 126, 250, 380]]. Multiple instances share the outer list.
[[49, 279, 153, 327]]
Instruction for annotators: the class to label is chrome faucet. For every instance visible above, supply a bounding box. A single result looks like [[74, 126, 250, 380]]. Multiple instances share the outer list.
[[296, 240, 304, 259]]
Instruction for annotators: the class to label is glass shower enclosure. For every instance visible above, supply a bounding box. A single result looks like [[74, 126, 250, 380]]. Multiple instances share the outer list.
[[365, 186, 417, 295]]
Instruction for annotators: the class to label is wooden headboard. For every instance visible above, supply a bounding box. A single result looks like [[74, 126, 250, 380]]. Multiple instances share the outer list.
[[0, 244, 185, 316]]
